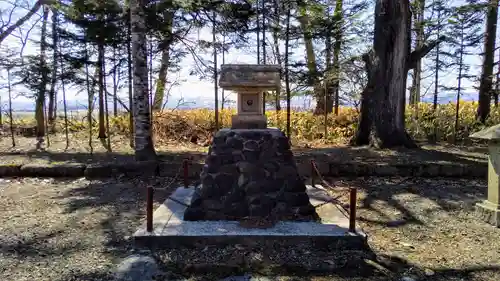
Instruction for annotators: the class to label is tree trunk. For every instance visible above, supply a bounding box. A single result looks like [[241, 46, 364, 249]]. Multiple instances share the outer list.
[[273, 0, 281, 112], [97, 37, 107, 139], [213, 11, 219, 131], [113, 47, 118, 117], [262, 0, 267, 113], [455, 38, 464, 142], [152, 48, 170, 111], [352, 0, 440, 148], [59, 35, 69, 150], [48, 8, 58, 124], [256, 0, 260, 64], [127, 4, 134, 148], [409, 0, 425, 106], [495, 41, 500, 107], [221, 35, 226, 110], [84, 41, 94, 154], [152, 11, 173, 111], [297, 4, 330, 114], [477, 0, 499, 123], [332, 0, 343, 115], [7, 67, 15, 147], [433, 5, 441, 112], [131, 0, 156, 161], [325, 3, 333, 114], [284, 0, 291, 138], [36, 5, 49, 148]]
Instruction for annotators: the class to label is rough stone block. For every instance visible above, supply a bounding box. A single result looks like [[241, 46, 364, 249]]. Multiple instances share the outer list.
[[21, 163, 85, 177], [157, 162, 178, 177], [469, 164, 487, 178], [0, 164, 22, 177], [439, 164, 460, 177], [116, 161, 158, 178], [373, 163, 398, 176], [393, 164, 412, 177], [84, 163, 114, 179], [421, 164, 441, 177], [158, 162, 202, 179], [114, 255, 160, 281], [184, 128, 318, 222]]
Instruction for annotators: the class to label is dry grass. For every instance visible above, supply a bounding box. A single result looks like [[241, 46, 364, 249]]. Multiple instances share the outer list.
[[0, 176, 498, 280]]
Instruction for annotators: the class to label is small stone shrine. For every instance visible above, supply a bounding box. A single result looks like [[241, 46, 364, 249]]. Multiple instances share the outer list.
[[470, 125, 500, 227], [184, 64, 319, 222]]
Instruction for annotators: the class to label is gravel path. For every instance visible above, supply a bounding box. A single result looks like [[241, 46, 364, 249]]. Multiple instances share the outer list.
[[0, 176, 498, 281]]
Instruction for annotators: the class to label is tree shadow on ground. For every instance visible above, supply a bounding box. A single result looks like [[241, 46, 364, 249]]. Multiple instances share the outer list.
[[348, 176, 487, 228], [371, 253, 500, 281], [0, 229, 88, 260], [53, 176, 186, 261], [49, 176, 498, 281], [295, 143, 487, 165]]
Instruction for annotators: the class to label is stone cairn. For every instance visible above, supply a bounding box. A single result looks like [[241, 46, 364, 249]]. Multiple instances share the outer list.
[[184, 64, 319, 223]]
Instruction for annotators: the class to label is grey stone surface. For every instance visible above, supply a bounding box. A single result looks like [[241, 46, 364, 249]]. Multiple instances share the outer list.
[[470, 123, 500, 140], [184, 128, 319, 222], [114, 255, 159, 281]]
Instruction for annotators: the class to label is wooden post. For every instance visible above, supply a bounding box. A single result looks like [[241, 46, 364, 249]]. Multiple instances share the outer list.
[[183, 159, 189, 188], [146, 185, 153, 232], [311, 160, 315, 187], [349, 187, 357, 233]]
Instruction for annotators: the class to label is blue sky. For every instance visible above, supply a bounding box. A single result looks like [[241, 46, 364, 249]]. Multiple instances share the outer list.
[[0, 0, 497, 111]]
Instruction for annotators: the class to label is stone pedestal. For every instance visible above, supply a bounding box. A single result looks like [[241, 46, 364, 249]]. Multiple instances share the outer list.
[[231, 115, 267, 129], [184, 128, 319, 222], [470, 125, 500, 227]]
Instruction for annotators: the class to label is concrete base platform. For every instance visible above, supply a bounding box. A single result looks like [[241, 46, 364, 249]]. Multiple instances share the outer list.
[[475, 200, 500, 227], [133, 185, 367, 249]]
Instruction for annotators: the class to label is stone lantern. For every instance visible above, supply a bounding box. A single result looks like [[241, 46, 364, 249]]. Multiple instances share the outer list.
[[470, 124, 500, 227], [218, 64, 281, 129], [183, 64, 318, 222]]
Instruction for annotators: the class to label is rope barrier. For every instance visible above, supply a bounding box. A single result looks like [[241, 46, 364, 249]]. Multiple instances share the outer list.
[[146, 159, 191, 232], [310, 159, 359, 233]]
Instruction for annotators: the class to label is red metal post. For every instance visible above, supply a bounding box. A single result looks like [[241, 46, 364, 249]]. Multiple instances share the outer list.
[[310, 160, 315, 187], [146, 185, 153, 232], [349, 187, 357, 233], [183, 159, 189, 188]]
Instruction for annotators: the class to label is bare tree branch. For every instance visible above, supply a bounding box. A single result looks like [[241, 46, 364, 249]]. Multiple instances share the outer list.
[[0, 0, 50, 45]]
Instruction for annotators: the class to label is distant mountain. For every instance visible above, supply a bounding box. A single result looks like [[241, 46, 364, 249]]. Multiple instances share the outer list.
[[2, 92, 478, 113]]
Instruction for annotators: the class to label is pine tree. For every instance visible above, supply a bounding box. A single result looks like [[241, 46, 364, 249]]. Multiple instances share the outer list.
[[443, 3, 483, 140]]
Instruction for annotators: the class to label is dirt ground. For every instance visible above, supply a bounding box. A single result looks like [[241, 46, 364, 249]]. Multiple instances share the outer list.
[[0, 176, 498, 281]]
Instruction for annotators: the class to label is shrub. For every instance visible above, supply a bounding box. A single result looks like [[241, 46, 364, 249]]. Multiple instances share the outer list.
[[8, 101, 500, 145]]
